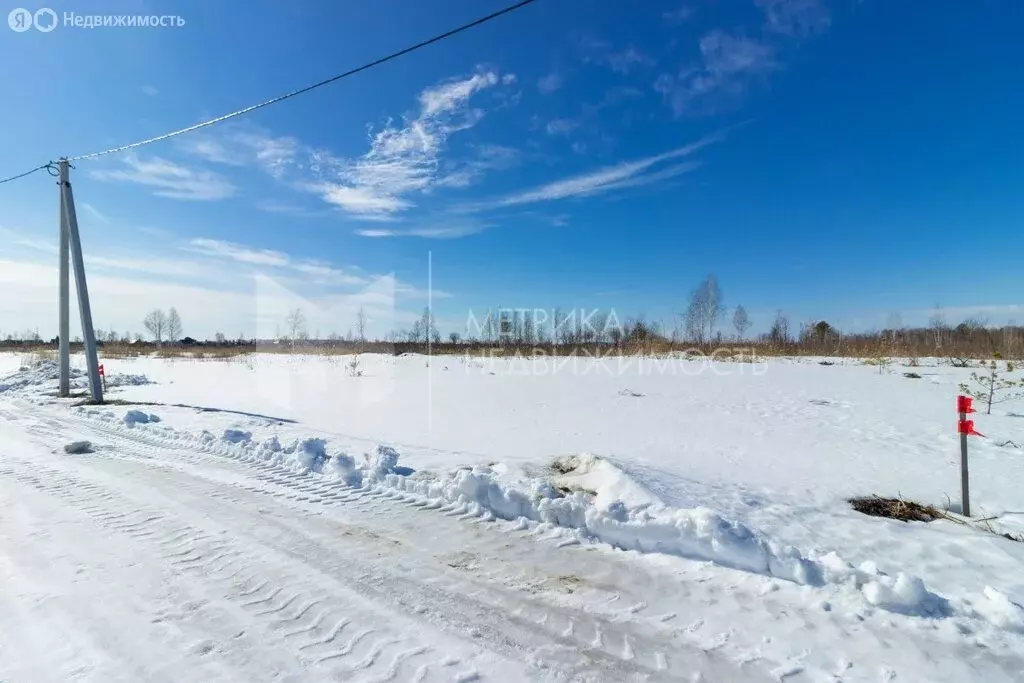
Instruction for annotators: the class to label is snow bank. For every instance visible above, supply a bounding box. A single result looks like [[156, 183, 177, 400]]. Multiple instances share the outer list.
[[380, 463, 821, 584], [294, 438, 328, 472], [222, 429, 252, 444], [973, 587, 1024, 632], [124, 410, 160, 426], [0, 360, 150, 394], [550, 454, 660, 508], [586, 504, 822, 584], [0, 361, 85, 393], [59, 402, 1023, 633]]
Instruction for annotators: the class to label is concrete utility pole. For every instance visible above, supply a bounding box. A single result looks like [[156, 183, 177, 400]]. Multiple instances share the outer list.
[[58, 158, 103, 403], [58, 163, 70, 396]]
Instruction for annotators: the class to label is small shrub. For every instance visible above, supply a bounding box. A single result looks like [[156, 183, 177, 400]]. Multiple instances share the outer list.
[[959, 358, 1024, 415]]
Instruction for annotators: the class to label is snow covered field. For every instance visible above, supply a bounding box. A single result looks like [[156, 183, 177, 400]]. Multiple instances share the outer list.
[[1, 351, 1023, 682]]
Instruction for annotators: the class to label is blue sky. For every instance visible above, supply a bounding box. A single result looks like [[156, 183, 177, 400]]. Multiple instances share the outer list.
[[1, 0, 1022, 340]]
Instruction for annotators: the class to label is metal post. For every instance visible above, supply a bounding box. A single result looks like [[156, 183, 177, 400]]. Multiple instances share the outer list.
[[60, 159, 103, 403], [58, 162, 70, 397], [959, 409, 970, 517]]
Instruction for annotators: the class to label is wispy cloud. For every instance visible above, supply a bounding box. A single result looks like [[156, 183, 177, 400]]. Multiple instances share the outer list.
[[91, 156, 235, 201], [654, 31, 776, 116], [355, 221, 490, 239], [85, 254, 215, 280], [12, 236, 56, 253], [477, 132, 722, 209], [434, 144, 519, 189], [545, 118, 580, 136], [173, 70, 517, 227], [662, 4, 694, 25], [81, 203, 108, 224], [254, 200, 321, 216], [180, 129, 299, 179], [141, 85, 159, 97], [306, 70, 513, 219], [184, 238, 367, 286], [606, 47, 655, 75], [186, 238, 290, 266], [755, 0, 830, 37], [537, 71, 565, 94]]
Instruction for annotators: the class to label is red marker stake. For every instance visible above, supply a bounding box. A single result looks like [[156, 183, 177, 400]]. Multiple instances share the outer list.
[[957, 396, 982, 517]]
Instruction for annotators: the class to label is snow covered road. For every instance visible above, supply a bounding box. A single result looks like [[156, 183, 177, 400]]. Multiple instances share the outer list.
[[3, 355, 1024, 682], [0, 399, 773, 682]]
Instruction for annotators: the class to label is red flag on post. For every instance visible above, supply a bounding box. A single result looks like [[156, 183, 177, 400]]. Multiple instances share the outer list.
[[98, 364, 105, 377], [957, 395, 975, 414], [958, 419, 984, 437]]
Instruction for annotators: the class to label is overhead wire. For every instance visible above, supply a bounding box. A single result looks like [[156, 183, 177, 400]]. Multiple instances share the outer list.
[[67, 0, 540, 161], [0, 0, 540, 182], [0, 163, 55, 185]]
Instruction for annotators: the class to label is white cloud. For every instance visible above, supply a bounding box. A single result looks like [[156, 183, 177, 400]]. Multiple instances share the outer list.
[[654, 31, 776, 116], [435, 144, 519, 189], [290, 261, 367, 287], [12, 236, 56, 253], [313, 184, 411, 216], [486, 133, 721, 208], [356, 229, 396, 238], [537, 71, 565, 94], [184, 237, 369, 287], [606, 47, 655, 75], [173, 72, 516, 224], [85, 254, 220, 280], [755, 0, 830, 37], [310, 70, 512, 219], [545, 118, 580, 136], [80, 203, 108, 224], [186, 238, 290, 266], [355, 221, 490, 239], [662, 5, 693, 24], [180, 129, 299, 178], [91, 156, 235, 201], [254, 200, 319, 216], [419, 72, 498, 117]]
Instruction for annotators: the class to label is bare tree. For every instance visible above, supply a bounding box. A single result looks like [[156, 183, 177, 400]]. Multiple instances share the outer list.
[[684, 274, 723, 345], [768, 310, 790, 347], [732, 305, 751, 340], [167, 307, 183, 343], [356, 306, 367, 343], [285, 308, 307, 349], [143, 309, 167, 344], [419, 307, 438, 344], [929, 306, 947, 350], [214, 332, 227, 344]]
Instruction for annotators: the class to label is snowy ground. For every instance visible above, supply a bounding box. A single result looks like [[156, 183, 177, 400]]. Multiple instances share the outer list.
[[1, 351, 1023, 682]]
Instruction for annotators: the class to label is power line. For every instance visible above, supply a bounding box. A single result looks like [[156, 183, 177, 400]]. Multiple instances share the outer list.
[[0, 0, 540, 185], [0, 163, 55, 185], [67, 0, 540, 161]]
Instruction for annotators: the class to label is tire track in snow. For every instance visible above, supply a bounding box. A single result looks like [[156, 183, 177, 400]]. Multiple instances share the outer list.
[[9, 443, 683, 680], [6, 398, 784, 682], [0, 459, 458, 682]]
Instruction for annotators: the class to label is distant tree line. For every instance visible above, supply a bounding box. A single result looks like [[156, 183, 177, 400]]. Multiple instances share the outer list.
[[3, 284, 1021, 360]]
